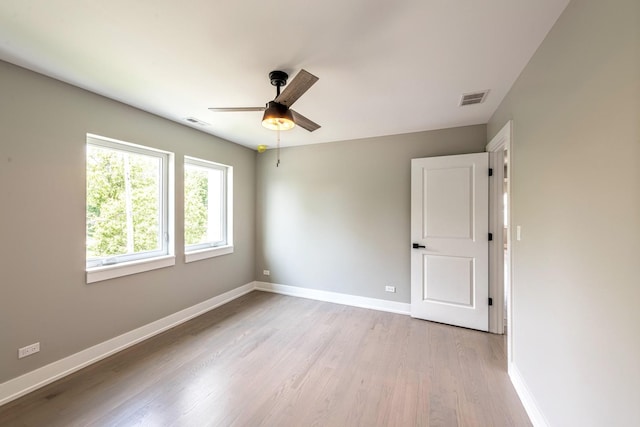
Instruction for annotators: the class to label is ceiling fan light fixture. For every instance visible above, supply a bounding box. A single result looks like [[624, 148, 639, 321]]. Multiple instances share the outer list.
[[262, 101, 295, 131]]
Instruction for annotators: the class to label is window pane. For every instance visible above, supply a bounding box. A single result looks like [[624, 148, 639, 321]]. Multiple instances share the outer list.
[[207, 168, 224, 243], [184, 165, 209, 246], [86, 144, 162, 261], [184, 161, 226, 249]]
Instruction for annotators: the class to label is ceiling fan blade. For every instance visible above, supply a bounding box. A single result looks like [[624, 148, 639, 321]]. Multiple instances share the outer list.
[[275, 69, 319, 108], [208, 107, 265, 112], [291, 109, 321, 132]]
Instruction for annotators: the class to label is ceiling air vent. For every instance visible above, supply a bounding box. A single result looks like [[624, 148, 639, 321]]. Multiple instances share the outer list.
[[459, 90, 489, 107], [185, 117, 210, 126]]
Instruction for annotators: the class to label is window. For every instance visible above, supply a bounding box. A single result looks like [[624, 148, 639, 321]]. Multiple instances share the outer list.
[[184, 156, 233, 262], [86, 134, 174, 282]]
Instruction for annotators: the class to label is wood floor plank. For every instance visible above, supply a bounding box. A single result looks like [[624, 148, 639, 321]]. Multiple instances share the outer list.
[[0, 292, 531, 426]]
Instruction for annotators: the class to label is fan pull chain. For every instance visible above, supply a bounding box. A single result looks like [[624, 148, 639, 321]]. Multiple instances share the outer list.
[[276, 128, 281, 167]]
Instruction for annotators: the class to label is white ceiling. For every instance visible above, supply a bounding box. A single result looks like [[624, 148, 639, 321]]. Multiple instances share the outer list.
[[0, 0, 568, 149]]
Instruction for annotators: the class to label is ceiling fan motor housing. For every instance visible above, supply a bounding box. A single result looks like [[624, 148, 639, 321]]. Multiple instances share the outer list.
[[269, 70, 288, 87]]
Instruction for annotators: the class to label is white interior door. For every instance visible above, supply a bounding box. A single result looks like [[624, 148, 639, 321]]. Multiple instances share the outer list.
[[411, 153, 489, 331]]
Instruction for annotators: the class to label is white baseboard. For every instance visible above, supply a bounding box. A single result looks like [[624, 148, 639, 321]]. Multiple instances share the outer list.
[[509, 362, 550, 427], [0, 281, 256, 407], [2, 277, 540, 427], [1, 281, 409, 407], [255, 281, 411, 315]]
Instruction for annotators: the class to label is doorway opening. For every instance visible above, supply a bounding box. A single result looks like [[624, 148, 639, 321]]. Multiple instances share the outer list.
[[486, 121, 512, 360], [503, 148, 510, 333]]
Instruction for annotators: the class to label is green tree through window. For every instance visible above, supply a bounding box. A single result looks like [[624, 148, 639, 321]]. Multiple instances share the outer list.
[[184, 166, 209, 246], [184, 157, 228, 253], [86, 136, 169, 268]]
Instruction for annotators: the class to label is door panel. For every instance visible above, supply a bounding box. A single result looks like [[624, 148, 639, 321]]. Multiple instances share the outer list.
[[411, 153, 489, 331], [424, 255, 474, 306], [424, 167, 473, 239]]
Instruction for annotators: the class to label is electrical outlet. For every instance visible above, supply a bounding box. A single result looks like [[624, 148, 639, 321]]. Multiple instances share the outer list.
[[18, 342, 40, 359], [263, 270, 270, 276], [385, 285, 396, 293]]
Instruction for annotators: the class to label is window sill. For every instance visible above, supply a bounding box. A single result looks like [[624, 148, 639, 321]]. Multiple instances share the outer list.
[[185, 245, 234, 263], [86, 255, 175, 284]]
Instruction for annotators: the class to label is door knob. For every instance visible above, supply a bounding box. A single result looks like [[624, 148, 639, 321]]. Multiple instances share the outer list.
[[412, 243, 426, 249]]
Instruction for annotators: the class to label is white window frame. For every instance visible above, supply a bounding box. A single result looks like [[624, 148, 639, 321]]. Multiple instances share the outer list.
[[86, 134, 175, 283], [184, 156, 233, 263]]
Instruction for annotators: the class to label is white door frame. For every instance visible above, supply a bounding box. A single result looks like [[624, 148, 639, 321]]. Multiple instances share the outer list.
[[486, 121, 512, 354]]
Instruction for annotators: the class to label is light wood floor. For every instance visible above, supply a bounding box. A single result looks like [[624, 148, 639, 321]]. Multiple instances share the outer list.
[[0, 291, 531, 426]]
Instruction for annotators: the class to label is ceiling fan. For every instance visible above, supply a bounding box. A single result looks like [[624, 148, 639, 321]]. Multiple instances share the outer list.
[[209, 69, 320, 132]]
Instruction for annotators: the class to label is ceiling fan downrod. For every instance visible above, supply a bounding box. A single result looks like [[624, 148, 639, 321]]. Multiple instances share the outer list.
[[269, 70, 288, 98]]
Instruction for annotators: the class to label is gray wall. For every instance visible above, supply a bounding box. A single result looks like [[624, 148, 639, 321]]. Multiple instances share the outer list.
[[256, 126, 486, 302], [488, 0, 640, 425], [0, 60, 256, 383]]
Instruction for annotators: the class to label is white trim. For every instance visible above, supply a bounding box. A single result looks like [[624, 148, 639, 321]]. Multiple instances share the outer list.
[[185, 245, 234, 263], [86, 134, 175, 271], [0, 281, 416, 407], [86, 255, 176, 283], [255, 282, 411, 315], [183, 156, 233, 256], [87, 133, 170, 155], [509, 363, 549, 427], [486, 120, 512, 340], [0, 281, 409, 407], [0, 282, 256, 406], [486, 120, 512, 152]]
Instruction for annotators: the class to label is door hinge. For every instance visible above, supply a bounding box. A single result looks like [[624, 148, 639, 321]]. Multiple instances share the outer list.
[[488, 297, 493, 306], [488, 233, 493, 241], [488, 168, 493, 176]]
